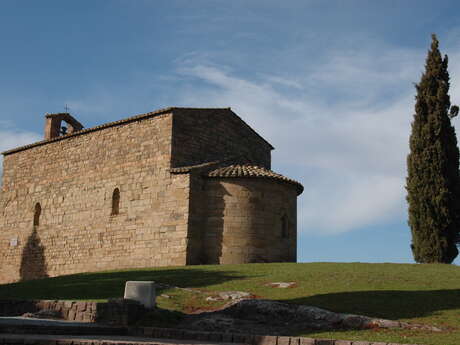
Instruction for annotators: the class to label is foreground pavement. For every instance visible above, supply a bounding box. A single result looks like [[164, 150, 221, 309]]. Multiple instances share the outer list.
[[0, 333, 239, 345]]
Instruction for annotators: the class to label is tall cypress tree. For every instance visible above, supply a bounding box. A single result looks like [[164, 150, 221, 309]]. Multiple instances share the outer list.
[[406, 34, 460, 263]]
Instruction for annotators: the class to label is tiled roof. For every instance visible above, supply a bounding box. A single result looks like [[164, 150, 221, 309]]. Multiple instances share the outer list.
[[170, 159, 229, 174], [169, 155, 247, 174], [207, 164, 303, 194]]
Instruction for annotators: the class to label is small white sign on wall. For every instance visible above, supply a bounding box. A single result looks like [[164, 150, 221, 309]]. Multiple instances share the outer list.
[[10, 237, 18, 247]]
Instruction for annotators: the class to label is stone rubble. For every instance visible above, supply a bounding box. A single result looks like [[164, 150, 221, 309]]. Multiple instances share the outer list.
[[206, 291, 252, 302], [180, 299, 443, 335], [266, 282, 296, 288]]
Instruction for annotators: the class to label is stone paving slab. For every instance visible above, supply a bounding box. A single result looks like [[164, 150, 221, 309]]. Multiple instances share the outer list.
[[0, 333, 240, 345], [0, 317, 100, 327], [0, 317, 422, 345]]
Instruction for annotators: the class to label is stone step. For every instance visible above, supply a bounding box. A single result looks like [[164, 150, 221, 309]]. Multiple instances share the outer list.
[[0, 333, 228, 345], [0, 317, 126, 336]]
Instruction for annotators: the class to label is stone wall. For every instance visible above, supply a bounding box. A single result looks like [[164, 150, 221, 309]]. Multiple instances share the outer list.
[[130, 327, 421, 345], [0, 107, 290, 284], [171, 108, 273, 169], [201, 178, 297, 264], [0, 299, 145, 325], [185, 172, 208, 265], [0, 112, 191, 284]]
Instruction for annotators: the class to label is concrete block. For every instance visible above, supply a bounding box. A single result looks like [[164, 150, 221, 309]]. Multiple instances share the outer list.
[[124, 281, 156, 309]]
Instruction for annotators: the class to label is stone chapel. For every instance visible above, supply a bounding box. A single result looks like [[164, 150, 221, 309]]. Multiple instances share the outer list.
[[0, 107, 303, 283]]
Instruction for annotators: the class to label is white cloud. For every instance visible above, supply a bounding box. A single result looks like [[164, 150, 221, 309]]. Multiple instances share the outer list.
[[174, 43, 445, 235]]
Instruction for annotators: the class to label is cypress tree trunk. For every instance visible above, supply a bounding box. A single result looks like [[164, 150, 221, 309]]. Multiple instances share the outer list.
[[406, 34, 460, 263]]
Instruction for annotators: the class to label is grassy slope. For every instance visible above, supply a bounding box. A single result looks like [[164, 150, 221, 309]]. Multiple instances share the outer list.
[[0, 262, 459, 345]]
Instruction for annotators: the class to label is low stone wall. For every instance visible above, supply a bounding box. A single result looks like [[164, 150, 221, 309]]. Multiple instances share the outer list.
[[0, 299, 146, 325], [0, 326, 423, 345], [127, 327, 421, 345]]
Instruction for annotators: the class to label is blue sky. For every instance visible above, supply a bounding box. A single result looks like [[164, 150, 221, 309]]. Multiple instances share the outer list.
[[1, 1, 460, 264]]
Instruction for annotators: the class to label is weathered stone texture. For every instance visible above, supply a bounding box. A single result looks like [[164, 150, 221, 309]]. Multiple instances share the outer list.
[[0, 299, 145, 325], [201, 179, 297, 264], [171, 108, 272, 169], [0, 112, 191, 283]]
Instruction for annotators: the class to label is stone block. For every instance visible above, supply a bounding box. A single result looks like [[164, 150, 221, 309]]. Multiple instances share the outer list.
[[183, 330, 200, 340], [82, 311, 93, 322], [232, 333, 247, 343], [74, 311, 84, 322], [221, 333, 233, 342], [196, 332, 212, 341], [288, 338, 301, 345], [245, 335, 256, 344], [278, 336, 291, 345], [208, 332, 223, 341], [314, 340, 335, 345], [151, 327, 164, 338], [124, 281, 156, 309], [299, 338, 315, 345], [24, 339, 41, 345], [67, 309, 76, 321], [253, 335, 277, 345], [76, 301, 87, 312], [143, 327, 154, 336]]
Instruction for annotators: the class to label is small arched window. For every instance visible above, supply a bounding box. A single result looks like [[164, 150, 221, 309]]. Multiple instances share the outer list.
[[111, 188, 120, 215], [34, 203, 41, 226], [281, 214, 289, 239]]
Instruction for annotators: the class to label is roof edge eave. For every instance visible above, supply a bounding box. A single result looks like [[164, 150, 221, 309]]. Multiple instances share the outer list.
[[2, 107, 178, 156], [1, 106, 275, 156], [206, 174, 304, 195]]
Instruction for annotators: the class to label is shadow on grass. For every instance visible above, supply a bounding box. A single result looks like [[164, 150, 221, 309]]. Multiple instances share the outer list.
[[285, 289, 460, 320], [0, 266, 245, 301]]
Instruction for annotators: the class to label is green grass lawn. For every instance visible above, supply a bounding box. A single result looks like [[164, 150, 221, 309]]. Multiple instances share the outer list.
[[1, 262, 459, 345]]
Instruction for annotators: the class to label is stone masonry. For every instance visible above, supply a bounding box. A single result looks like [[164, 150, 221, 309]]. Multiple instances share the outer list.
[[0, 107, 303, 284]]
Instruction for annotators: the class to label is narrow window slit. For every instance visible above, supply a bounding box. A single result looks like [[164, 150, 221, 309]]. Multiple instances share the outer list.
[[34, 203, 41, 226], [112, 188, 120, 215]]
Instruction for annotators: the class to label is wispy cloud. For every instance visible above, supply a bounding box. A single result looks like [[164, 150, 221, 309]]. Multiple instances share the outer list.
[[173, 42, 443, 235]]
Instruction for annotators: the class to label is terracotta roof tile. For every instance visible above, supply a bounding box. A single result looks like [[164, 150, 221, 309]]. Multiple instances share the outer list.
[[169, 155, 248, 174], [169, 159, 227, 173], [207, 164, 303, 195]]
